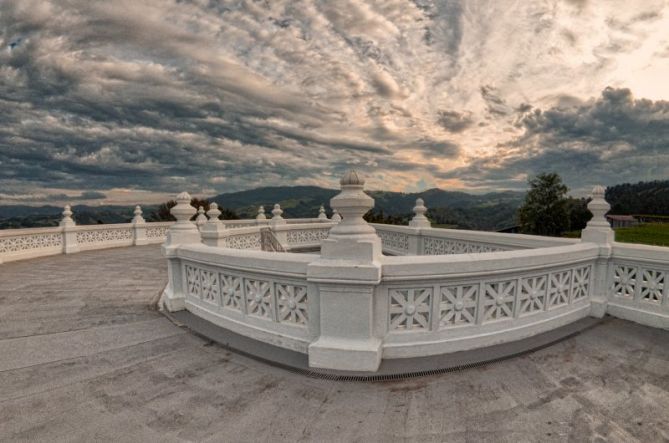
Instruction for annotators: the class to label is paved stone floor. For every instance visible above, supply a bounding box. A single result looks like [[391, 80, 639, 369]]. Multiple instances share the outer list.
[[0, 245, 668, 442]]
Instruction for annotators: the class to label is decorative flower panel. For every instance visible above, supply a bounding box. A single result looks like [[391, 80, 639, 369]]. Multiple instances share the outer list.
[[548, 270, 571, 308], [482, 280, 516, 322], [640, 269, 664, 304], [221, 275, 244, 311], [276, 284, 308, 325], [245, 279, 272, 319], [389, 288, 432, 331], [612, 265, 637, 298], [200, 270, 220, 305], [440, 284, 478, 327], [185, 265, 201, 298], [518, 275, 547, 316], [571, 266, 591, 301]]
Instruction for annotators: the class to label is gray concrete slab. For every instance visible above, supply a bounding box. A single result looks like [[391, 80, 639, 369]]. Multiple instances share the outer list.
[[0, 245, 668, 442]]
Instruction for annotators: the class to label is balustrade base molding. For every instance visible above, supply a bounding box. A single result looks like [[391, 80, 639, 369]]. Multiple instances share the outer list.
[[606, 302, 669, 329]]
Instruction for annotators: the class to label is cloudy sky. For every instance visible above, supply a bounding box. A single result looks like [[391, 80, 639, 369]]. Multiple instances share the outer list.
[[1, 0, 668, 205]]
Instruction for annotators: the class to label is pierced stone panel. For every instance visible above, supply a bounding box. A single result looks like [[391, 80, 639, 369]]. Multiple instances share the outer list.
[[422, 237, 503, 256], [440, 284, 478, 328], [640, 269, 665, 304], [146, 226, 169, 239], [0, 233, 63, 254], [377, 231, 409, 253], [548, 270, 571, 308], [221, 275, 244, 311], [76, 228, 133, 244], [482, 280, 516, 322], [612, 265, 637, 298], [245, 279, 273, 319], [389, 288, 432, 331], [518, 275, 547, 316], [185, 265, 201, 298], [227, 233, 262, 250], [571, 266, 591, 301], [200, 270, 220, 305], [286, 228, 330, 245], [276, 284, 308, 325]]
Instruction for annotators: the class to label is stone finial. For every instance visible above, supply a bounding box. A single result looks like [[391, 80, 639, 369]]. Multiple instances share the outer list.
[[340, 170, 364, 186], [206, 203, 222, 224], [272, 204, 283, 219], [318, 204, 328, 220], [581, 185, 613, 244], [329, 170, 374, 235], [270, 203, 286, 226], [331, 209, 342, 222], [320, 170, 380, 260], [256, 205, 266, 220], [195, 206, 208, 227], [170, 192, 196, 227], [409, 198, 430, 228], [132, 205, 145, 224], [60, 204, 75, 227], [587, 186, 611, 228]]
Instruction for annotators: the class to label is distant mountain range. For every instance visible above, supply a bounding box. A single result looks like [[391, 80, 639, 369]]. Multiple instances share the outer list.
[[210, 186, 525, 230], [2, 179, 667, 230], [0, 187, 525, 230]]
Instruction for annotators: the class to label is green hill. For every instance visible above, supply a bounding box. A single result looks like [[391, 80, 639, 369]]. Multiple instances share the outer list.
[[211, 186, 525, 230]]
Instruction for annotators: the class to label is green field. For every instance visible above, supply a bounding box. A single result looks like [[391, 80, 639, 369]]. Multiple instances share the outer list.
[[614, 223, 669, 247], [564, 223, 669, 246]]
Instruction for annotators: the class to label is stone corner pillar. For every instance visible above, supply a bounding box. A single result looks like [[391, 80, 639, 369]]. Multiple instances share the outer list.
[[132, 205, 149, 246], [162, 192, 199, 312], [200, 203, 227, 247], [580, 185, 613, 318], [60, 205, 80, 254], [307, 170, 383, 372]]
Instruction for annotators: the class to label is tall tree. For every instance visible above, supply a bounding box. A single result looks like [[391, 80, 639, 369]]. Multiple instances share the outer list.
[[518, 173, 570, 236]]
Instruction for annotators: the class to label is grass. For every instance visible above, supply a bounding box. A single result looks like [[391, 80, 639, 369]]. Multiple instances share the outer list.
[[614, 223, 669, 247], [565, 223, 669, 246]]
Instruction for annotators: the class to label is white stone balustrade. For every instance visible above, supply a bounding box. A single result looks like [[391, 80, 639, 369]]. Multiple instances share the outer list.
[[158, 177, 668, 373], [1, 181, 667, 373]]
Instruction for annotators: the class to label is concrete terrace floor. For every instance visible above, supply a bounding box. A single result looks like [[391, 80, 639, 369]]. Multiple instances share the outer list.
[[1, 246, 668, 443]]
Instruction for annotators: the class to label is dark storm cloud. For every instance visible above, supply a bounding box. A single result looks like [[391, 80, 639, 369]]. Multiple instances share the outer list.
[[444, 87, 669, 190], [437, 110, 474, 133]]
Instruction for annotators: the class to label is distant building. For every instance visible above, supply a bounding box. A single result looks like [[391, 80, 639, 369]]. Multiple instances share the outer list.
[[606, 215, 638, 228]]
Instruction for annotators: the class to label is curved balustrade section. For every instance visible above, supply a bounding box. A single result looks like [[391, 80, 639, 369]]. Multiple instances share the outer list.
[[170, 245, 317, 353], [377, 243, 599, 358], [0, 217, 330, 263], [163, 239, 608, 368], [372, 224, 579, 256], [0, 227, 64, 262], [607, 242, 669, 328]]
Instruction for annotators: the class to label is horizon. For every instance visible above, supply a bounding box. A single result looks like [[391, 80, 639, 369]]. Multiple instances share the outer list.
[[3, 178, 665, 209], [1, 1, 668, 206]]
